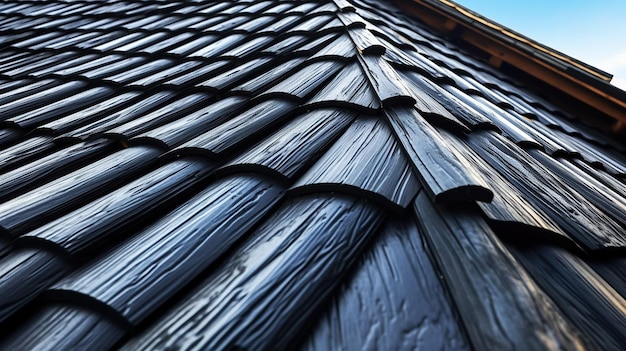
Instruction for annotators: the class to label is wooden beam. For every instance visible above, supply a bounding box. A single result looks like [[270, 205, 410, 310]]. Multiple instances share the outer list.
[[392, 0, 626, 128], [459, 29, 626, 125]]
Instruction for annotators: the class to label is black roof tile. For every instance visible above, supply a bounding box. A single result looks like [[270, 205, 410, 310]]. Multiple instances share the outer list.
[[61, 90, 177, 140], [0, 140, 116, 203], [291, 117, 419, 211], [171, 99, 298, 158], [50, 175, 283, 330], [219, 108, 356, 181], [468, 133, 626, 251], [1, 304, 125, 351], [123, 195, 385, 351], [0, 146, 161, 238], [509, 245, 626, 349], [0, 136, 55, 173], [306, 61, 380, 112], [385, 106, 492, 203], [302, 213, 469, 350], [0, 249, 68, 323], [22, 158, 217, 258], [260, 60, 344, 100], [0, 0, 624, 349], [413, 191, 587, 350]]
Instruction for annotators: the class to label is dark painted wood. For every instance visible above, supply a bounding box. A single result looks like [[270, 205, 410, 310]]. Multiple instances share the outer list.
[[588, 257, 626, 299], [292, 117, 420, 211], [0, 140, 115, 202], [0, 146, 161, 238], [531, 149, 626, 228], [6, 87, 113, 129], [358, 55, 416, 106], [134, 96, 248, 149], [308, 34, 355, 61], [468, 132, 626, 251], [122, 195, 384, 351], [21, 159, 216, 257], [197, 57, 273, 91], [413, 191, 587, 350], [63, 91, 177, 140], [0, 136, 55, 173], [0, 249, 67, 323], [104, 93, 213, 141], [306, 61, 380, 112], [401, 71, 494, 131], [220, 108, 355, 181], [440, 132, 574, 247], [38, 92, 141, 135], [0, 81, 88, 123], [0, 128, 21, 148], [49, 176, 283, 326], [302, 215, 469, 351], [261, 60, 344, 101], [510, 245, 626, 349], [163, 60, 232, 86], [172, 99, 298, 158], [384, 106, 492, 203], [232, 57, 306, 95], [105, 59, 176, 86], [0, 305, 126, 351]]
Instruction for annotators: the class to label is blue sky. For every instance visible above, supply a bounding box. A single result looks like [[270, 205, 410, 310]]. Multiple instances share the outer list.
[[452, 0, 626, 90]]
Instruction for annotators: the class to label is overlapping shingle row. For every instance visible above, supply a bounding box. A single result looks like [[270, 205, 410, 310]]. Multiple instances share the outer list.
[[0, 0, 624, 349]]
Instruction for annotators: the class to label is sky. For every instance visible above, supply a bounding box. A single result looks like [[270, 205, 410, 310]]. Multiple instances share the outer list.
[[452, 0, 626, 90]]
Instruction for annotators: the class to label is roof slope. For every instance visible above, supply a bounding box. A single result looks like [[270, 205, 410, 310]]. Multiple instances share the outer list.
[[0, 0, 624, 350]]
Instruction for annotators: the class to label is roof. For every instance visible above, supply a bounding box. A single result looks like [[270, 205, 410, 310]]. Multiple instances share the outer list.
[[393, 0, 626, 133], [0, 0, 625, 350]]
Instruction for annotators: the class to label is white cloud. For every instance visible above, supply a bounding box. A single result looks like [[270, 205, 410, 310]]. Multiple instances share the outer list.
[[600, 51, 626, 71]]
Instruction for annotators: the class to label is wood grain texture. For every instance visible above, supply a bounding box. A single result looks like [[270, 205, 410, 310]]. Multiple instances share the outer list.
[[0, 140, 115, 202], [49, 176, 283, 326], [63, 91, 176, 140], [233, 57, 307, 95], [308, 34, 355, 61], [0, 304, 125, 351], [531, 150, 626, 228], [134, 96, 248, 149], [440, 132, 573, 246], [0, 146, 161, 237], [384, 106, 492, 203], [221, 108, 355, 181], [21, 159, 215, 256], [588, 257, 626, 299], [291, 117, 420, 211], [0, 136, 54, 173], [6, 87, 113, 129], [359, 55, 417, 106], [104, 93, 213, 140], [413, 191, 587, 351], [0, 249, 67, 323], [302, 215, 469, 351], [261, 60, 344, 100], [510, 245, 626, 349], [0, 81, 88, 122], [197, 57, 273, 91], [38, 92, 141, 135], [307, 61, 380, 112], [173, 99, 298, 157], [468, 132, 626, 251], [122, 195, 384, 351], [400, 71, 494, 131]]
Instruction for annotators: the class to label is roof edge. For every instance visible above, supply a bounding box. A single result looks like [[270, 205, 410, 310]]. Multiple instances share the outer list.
[[392, 0, 626, 133]]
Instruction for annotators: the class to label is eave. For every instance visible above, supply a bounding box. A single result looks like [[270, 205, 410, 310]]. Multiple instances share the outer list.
[[392, 0, 626, 133]]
